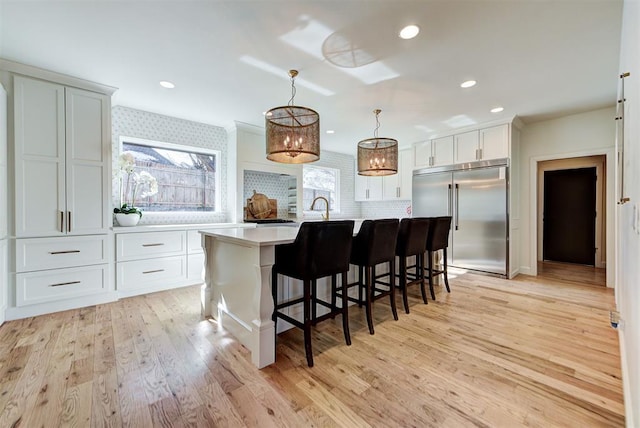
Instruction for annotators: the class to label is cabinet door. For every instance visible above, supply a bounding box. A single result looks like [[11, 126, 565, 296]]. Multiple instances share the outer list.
[[432, 135, 454, 166], [354, 173, 368, 201], [480, 124, 509, 160], [65, 87, 110, 234], [382, 169, 401, 200], [14, 76, 66, 237], [0, 83, 7, 239], [399, 149, 413, 199], [454, 131, 480, 164], [368, 176, 383, 201], [413, 141, 431, 167]]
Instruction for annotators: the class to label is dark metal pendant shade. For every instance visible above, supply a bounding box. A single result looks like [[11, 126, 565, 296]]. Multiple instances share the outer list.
[[357, 109, 398, 176], [266, 70, 320, 164]]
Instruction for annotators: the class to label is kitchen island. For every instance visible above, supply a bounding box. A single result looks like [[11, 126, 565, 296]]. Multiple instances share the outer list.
[[199, 226, 300, 368], [200, 221, 365, 368]]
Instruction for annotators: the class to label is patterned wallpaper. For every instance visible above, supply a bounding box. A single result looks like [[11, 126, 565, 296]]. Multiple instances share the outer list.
[[112, 106, 229, 224], [243, 170, 296, 219]]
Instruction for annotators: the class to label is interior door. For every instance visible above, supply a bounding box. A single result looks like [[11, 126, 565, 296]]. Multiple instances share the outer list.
[[543, 167, 596, 265]]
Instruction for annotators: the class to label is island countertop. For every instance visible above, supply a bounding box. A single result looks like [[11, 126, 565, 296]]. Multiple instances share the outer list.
[[199, 225, 299, 246]]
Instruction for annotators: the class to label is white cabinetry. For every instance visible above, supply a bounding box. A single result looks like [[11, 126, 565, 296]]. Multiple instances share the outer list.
[[383, 149, 413, 200], [354, 174, 383, 201], [454, 124, 509, 164], [13, 75, 110, 237], [187, 230, 205, 282], [414, 136, 454, 167], [116, 230, 198, 297], [1, 60, 117, 320]]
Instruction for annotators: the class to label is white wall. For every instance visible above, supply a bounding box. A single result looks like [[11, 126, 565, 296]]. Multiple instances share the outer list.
[[617, 1, 640, 425], [518, 107, 616, 287]]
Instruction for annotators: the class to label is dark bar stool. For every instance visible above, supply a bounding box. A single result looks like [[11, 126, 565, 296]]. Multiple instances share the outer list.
[[425, 216, 453, 299], [395, 217, 431, 314], [271, 220, 354, 367], [344, 218, 400, 335]]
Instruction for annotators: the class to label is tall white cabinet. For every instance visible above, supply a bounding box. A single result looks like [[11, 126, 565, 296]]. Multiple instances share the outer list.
[[1, 60, 117, 319], [0, 83, 7, 324]]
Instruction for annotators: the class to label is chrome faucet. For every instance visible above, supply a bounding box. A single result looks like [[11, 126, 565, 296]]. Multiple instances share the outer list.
[[310, 196, 330, 221]]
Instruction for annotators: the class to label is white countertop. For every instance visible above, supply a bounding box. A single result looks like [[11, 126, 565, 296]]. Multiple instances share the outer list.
[[112, 222, 255, 234], [200, 226, 299, 246], [200, 219, 365, 246]]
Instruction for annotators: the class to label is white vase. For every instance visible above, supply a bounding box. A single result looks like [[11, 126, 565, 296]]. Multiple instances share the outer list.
[[115, 213, 141, 227]]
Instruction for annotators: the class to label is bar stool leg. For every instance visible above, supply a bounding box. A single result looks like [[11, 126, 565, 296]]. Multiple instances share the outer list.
[[365, 266, 374, 335], [358, 265, 364, 307], [428, 250, 436, 300], [389, 259, 398, 321], [341, 271, 351, 346], [419, 253, 429, 304], [331, 274, 337, 319], [399, 257, 410, 314], [443, 248, 451, 293], [303, 279, 314, 367]]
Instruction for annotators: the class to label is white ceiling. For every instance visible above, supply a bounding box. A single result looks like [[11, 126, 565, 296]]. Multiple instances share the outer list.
[[0, 0, 623, 155]]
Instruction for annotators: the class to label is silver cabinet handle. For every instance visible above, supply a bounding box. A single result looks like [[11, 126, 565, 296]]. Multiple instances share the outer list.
[[49, 250, 80, 255], [455, 183, 460, 230], [50, 280, 81, 287], [396, 187, 400, 198], [475, 148, 479, 160], [142, 243, 165, 247], [478, 148, 483, 160], [60, 211, 64, 233], [68, 211, 71, 232], [143, 269, 165, 274], [448, 184, 452, 216]]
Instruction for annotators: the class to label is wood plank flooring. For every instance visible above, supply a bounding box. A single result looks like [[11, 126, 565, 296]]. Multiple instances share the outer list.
[[537, 260, 607, 287], [0, 270, 624, 427]]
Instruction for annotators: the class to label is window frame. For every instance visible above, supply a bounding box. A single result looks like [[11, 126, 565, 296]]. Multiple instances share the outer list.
[[118, 136, 222, 215], [302, 164, 341, 214]]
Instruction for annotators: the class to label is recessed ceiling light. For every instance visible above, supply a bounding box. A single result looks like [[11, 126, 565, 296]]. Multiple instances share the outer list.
[[159, 80, 175, 89], [460, 80, 477, 88], [399, 25, 420, 40], [491, 107, 504, 113], [326, 130, 335, 134]]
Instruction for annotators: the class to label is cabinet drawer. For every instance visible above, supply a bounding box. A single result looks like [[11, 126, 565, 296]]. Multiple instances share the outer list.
[[16, 264, 108, 306], [117, 255, 187, 291], [116, 231, 186, 261], [16, 235, 108, 272], [187, 230, 204, 254]]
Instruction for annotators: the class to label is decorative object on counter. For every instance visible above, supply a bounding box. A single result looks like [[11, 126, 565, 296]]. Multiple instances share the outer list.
[[266, 69, 320, 164], [246, 190, 273, 219], [357, 108, 398, 176], [310, 196, 330, 220], [114, 151, 158, 226]]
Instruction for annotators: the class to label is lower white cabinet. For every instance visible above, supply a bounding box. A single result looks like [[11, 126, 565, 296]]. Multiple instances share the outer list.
[[13, 235, 111, 308], [115, 229, 204, 297], [16, 264, 108, 306]]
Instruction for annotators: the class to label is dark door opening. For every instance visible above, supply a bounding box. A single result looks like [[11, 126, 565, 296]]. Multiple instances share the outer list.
[[543, 167, 597, 265]]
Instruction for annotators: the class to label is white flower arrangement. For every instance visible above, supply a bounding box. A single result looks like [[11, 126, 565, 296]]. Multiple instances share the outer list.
[[114, 151, 158, 217]]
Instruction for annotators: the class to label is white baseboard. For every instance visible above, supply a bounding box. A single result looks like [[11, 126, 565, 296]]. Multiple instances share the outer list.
[[5, 292, 118, 321]]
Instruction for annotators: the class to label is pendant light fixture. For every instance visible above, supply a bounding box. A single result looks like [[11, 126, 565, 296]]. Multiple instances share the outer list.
[[266, 70, 320, 163], [357, 109, 398, 176]]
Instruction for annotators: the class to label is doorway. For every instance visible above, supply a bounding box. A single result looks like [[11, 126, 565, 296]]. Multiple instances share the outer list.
[[543, 167, 596, 265], [537, 155, 606, 271]]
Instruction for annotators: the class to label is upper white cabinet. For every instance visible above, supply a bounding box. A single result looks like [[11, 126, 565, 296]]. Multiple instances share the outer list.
[[13, 75, 110, 237], [354, 174, 383, 201], [383, 149, 413, 200], [414, 136, 454, 167], [454, 124, 509, 164]]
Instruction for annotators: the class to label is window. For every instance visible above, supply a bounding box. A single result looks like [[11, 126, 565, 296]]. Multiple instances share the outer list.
[[120, 137, 221, 212], [303, 165, 340, 213]]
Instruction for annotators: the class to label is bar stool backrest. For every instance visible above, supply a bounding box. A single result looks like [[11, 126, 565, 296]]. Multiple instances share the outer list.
[[427, 216, 452, 251], [396, 217, 431, 257], [294, 220, 355, 279], [351, 219, 399, 267]]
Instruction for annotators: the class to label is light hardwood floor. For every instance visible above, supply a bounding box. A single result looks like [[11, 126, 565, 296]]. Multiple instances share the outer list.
[[537, 260, 607, 287], [0, 270, 624, 427]]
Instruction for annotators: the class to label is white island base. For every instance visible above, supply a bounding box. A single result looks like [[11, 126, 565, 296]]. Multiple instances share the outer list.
[[200, 227, 299, 368]]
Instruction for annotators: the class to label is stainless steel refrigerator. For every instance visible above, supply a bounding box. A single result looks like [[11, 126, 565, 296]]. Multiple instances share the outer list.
[[413, 159, 509, 276]]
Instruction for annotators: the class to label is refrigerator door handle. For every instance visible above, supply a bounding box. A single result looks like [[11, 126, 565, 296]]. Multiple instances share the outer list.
[[455, 183, 460, 230]]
